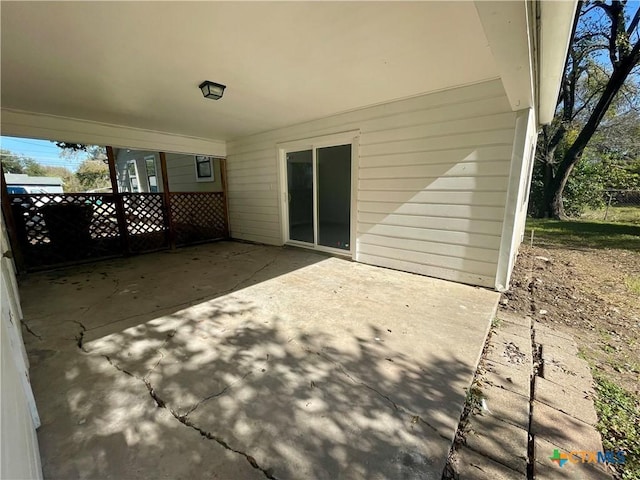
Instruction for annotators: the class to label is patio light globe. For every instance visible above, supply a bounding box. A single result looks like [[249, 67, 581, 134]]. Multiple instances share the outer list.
[[199, 81, 226, 100]]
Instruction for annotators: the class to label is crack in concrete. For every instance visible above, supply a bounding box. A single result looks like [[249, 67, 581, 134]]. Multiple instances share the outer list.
[[102, 355, 277, 479], [73, 321, 87, 351], [183, 370, 254, 418], [313, 349, 451, 442], [225, 255, 278, 294], [143, 328, 178, 380], [21, 319, 42, 339]]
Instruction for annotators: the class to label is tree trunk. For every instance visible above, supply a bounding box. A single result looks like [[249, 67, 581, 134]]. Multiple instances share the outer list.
[[546, 41, 640, 219]]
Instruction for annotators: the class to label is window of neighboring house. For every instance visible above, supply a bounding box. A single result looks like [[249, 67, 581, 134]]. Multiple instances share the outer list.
[[127, 160, 139, 192], [145, 155, 158, 192], [195, 156, 215, 182]]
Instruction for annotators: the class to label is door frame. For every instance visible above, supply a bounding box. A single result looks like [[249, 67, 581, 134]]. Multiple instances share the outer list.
[[277, 130, 359, 258]]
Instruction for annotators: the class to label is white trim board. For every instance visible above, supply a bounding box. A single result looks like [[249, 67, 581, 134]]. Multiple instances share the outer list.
[[1, 108, 226, 156]]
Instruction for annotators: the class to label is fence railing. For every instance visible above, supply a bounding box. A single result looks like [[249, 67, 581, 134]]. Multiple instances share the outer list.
[[8, 191, 228, 271]]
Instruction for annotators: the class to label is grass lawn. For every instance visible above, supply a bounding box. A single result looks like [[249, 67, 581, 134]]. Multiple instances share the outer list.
[[525, 218, 640, 251], [509, 218, 640, 479], [582, 206, 640, 225]]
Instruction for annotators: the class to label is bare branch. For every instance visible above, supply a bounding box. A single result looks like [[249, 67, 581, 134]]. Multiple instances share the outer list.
[[627, 6, 640, 36]]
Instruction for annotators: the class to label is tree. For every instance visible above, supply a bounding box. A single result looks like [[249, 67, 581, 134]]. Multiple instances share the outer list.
[[57, 144, 107, 163], [75, 159, 110, 191], [42, 166, 82, 192], [536, 0, 640, 218], [0, 149, 47, 176], [0, 149, 25, 173]]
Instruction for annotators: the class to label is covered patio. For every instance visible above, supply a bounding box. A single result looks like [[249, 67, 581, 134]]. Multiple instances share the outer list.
[[19, 241, 498, 480]]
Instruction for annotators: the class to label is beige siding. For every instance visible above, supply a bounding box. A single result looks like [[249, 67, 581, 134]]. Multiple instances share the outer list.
[[1, 215, 43, 479], [165, 153, 223, 193], [226, 79, 516, 287]]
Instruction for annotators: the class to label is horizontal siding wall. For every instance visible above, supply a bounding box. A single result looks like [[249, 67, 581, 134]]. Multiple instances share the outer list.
[[165, 153, 223, 192], [226, 79, 516, 287]]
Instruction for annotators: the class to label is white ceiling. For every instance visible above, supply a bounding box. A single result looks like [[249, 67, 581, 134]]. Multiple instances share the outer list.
[[1, 2, 499, 141]]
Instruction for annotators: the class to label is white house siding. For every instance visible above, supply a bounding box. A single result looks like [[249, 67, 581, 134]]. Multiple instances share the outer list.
[[495, 107, 537, 290], [164, 154, 223, 193], [226, 79, 517, 287], [1, 215, 43, 479]]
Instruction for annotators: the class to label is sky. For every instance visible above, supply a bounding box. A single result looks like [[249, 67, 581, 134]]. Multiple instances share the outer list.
[[0, 136, 85, 172]]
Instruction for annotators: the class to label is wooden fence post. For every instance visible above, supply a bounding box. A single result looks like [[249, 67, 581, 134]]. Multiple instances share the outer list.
[[106, 146, 130, 255], [159, 152, 176, 249]]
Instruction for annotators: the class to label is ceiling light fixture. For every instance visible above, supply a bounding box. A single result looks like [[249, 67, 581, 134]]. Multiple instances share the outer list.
[[199, 80, 226, 100]]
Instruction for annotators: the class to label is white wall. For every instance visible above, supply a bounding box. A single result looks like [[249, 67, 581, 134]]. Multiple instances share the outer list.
[[227, 79, 517, 287], [495, 107, 537, 291], [1, 213, 43, 480]]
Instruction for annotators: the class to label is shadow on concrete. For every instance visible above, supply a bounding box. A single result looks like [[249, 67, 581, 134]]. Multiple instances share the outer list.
[[19, 241, 497, 480]]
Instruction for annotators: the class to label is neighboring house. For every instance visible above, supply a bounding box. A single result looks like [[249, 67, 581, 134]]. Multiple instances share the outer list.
[[113, 149, 223, 193], [0, 3, 578, 476], [4, 173, 64, 194]]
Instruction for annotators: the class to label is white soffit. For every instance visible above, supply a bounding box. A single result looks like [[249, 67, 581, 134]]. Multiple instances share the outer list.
[[538, 0, 579, 125], [1, 2, 499, 141], [475, 0, 534, 112]]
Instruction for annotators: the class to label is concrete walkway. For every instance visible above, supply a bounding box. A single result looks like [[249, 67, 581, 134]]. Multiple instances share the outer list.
[[19, 241, 499, 480], [449, 312, 612, 479]]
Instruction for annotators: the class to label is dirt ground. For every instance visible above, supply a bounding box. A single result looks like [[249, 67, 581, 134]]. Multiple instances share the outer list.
[[500, 244, 640, 395]]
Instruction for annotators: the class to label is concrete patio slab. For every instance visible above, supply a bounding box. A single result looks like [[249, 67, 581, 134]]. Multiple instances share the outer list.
[[19, 241, 499, 480]]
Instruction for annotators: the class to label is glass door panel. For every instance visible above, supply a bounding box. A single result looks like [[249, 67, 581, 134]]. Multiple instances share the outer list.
[[317, 144, 351, 250], [286, 150, 314, 243]]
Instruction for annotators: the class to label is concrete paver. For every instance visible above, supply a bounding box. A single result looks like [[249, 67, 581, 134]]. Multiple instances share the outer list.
[[542, 360, 595, 395], [20, 241, 499, 480], [453, 446, 525, 479], [534, 376, 598, 426], [479, 384, 529, 430], [481, 358, 531, 397], [534, 437, 612, 480], [531, 401, 603, 453], [542, 344, 592, 378], [485, 329, 532, 368], [496, 312, 532, 329], [466, 411, 528, 474], [534, 330, 578, 355], [493, 320, 531, 340], [534, 323, 574, 341]]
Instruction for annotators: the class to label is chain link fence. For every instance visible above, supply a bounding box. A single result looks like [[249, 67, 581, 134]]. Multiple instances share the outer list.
[[581, 189, 640, 224]]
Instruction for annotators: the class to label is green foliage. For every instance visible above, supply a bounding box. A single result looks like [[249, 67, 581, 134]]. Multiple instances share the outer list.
[[530, 154, 640, 218], [593, 375, 640, 480], [75, 159, 110, 191], [0, 149, 46, 175], [1, 147, 108, 192]]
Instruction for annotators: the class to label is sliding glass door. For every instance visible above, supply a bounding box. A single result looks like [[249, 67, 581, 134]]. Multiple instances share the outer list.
[[284, 143, 352, 253], [317, 145, 351, 250], [286, 150, 314, 243]]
